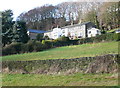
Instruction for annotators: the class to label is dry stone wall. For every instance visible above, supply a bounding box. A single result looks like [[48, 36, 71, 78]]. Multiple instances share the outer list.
[[2, 54, 119, 74]]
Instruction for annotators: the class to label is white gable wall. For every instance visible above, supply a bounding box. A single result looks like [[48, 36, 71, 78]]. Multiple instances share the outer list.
[[88, 28, 101, 37], [52, 28, 62, 39], [44, 32, 53, 39]]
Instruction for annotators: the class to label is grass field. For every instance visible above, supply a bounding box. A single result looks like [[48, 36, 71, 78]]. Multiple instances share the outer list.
[[2, 41, 119, 86], [107, 28, 120, 33], [2, 41, 118, 61], [2, 73, 118, 86]]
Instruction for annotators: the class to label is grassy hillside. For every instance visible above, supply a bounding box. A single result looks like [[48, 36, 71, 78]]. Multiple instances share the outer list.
[[2, 41, 118, 61], [107, 28, 120, 33], [2, 73, 118, 86]]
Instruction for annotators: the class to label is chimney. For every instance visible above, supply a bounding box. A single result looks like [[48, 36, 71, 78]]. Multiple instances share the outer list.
[[79, 19, 82, 24], [57, 25, 59, 28], [71, 21, 73, 25]]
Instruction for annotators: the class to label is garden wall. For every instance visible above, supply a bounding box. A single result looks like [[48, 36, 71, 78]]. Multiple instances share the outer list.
[[2, 54, 119, 74]]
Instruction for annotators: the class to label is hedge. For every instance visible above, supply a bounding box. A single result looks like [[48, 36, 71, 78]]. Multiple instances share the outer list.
[[77, 33, 120, 44], [2, 33, 120, 56], [2, 40, 52, 56]]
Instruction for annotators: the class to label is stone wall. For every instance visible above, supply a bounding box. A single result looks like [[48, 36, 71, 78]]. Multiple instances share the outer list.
[[2, 54, 119, 74]]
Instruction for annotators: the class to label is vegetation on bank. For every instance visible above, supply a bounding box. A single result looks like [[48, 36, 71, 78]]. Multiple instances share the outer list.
[[107, 28, 120, 33], [2, 41, 118, 61], [2, 73, 118, 86], [2, 33, 120, 56]]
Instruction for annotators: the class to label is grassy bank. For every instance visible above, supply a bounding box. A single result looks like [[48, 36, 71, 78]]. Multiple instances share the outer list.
[[107, 28, 120, 33], [2, 73, 118, 86], [2, 41, 118, 61]]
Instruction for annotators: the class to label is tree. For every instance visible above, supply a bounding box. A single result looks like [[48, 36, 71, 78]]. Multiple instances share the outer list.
[[17, 5, 57, 30], [44, 35, 49, 40], [2, 10, 14, 46], [12, 21, 29, 43], [36, 33, 44, 41], [99, 2, 119, 30]]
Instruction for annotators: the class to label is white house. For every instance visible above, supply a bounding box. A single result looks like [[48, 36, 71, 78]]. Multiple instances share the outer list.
[[88, 28, 101, 37], [44, 30, 52, 39], [52, 28, 62, 39], [61, 23, 86, 39], [44, 22, 101, 39]]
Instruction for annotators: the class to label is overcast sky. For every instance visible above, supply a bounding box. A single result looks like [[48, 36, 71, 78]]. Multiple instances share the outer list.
[[0, 0, 71, 20]]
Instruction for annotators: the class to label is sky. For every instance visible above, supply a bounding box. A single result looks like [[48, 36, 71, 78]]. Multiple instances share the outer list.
[[0, 0, 70, 20]]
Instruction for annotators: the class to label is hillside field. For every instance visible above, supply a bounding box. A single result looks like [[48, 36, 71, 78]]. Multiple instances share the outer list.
[[2, 41, 119, 86], [2, 73, 118, 86], [2, 41, 118, 61]]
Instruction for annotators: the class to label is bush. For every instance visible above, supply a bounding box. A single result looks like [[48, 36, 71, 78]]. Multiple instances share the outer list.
[[77, 33, 120, 44], [52, 36, 70, 47], [57, 36, 70, 42], [42, 40, 52, 49], [2, 42, 22, 55], [113, 33, 120, 41], [22, 40, 44, 52], [24, 40, 35, 52], [36, 33, 44, 41], [34, 41, 43, 51], [2, 33, 120, 56], [2, 40, 46, 55]]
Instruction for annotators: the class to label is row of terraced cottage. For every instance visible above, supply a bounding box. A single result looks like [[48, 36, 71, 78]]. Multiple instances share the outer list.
[[27, 22, 101, 40]]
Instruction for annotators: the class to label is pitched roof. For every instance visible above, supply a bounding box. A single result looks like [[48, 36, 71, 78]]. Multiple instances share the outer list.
[[61, 22, 96, 29], [28, 29, 48, 33]]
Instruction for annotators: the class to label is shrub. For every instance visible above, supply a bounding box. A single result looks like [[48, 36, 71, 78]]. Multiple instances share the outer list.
[[25, 40, 35, 52], [2, 33, 120, 56], [44, 35, 50, 40], [22, 40, 44, 52], [57, 36, 70, 42], [33, 41, 43, 51], [42, 40, 52, 49], [53, 36, 70, 47], [2, 42, 22, 55], [36, 33, 44, 41], [77, 33, 120, 45], [113, 33, 120, 41]]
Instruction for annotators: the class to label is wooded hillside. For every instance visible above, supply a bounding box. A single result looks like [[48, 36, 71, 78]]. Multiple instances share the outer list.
[[17, 2, 120, 31]]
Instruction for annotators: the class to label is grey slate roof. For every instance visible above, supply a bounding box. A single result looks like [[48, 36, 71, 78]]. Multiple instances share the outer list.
[[61, 22, 96, 29]]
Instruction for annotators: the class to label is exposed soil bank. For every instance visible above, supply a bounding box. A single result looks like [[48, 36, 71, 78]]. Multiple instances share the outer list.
[[2, 54, 119, 74]]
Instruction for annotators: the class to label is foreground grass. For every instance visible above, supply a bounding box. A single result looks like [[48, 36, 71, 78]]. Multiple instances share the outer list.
[[2, 73, 118, 86], [2, 41, 118, 61]]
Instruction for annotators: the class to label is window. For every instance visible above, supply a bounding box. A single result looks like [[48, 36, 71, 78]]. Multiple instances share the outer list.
[[97, 30, 99, 34], [89, 31, 91, 34], [63, 30, 65, 33]]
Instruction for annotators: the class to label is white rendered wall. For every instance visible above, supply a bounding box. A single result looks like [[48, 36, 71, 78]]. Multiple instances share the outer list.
[[88, 28, 101, 37]]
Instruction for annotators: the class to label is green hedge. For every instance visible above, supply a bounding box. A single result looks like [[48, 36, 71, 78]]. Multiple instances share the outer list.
[[77, 33, 120, 44], [2, 40, 53, 55], [2, 33, 120, 56], [2, 42, 22, 55], [51, 36, 70, 47]]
